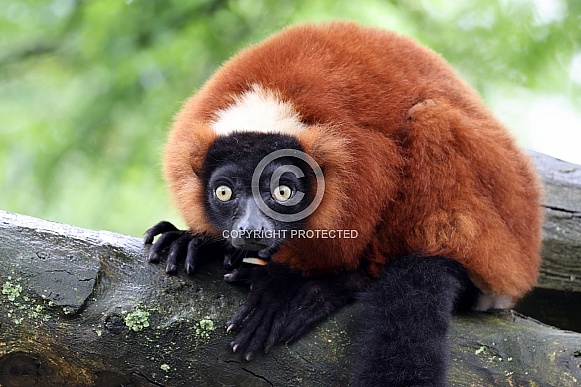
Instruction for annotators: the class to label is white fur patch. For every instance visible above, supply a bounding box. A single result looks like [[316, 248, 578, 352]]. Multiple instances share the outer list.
[[473, 293, 514, 311], [211, 84, 306, 136]]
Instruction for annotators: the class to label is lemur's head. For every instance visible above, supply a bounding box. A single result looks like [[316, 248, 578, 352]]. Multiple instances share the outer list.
[[201, 132, 319, 255], [163, 84, 357, 272]]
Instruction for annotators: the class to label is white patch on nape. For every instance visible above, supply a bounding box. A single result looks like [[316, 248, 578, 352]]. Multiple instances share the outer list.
[[211, 84, 306, 136]]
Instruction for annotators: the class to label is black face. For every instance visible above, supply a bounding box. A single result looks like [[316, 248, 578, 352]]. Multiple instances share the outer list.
[[202, 132, 315, 255]]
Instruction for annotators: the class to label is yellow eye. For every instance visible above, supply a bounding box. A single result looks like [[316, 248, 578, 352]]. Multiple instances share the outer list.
[[273, 185, 292, 202], [215, 185, 233, 201]]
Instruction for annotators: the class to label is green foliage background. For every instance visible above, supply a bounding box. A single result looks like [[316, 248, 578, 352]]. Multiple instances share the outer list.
[[1, 0, 579, 236]]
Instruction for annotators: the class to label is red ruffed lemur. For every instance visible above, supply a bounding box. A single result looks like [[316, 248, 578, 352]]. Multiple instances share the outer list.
[[144, 22, 543, 386]]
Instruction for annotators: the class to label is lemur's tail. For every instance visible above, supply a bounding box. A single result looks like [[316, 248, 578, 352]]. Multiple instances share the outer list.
[[351, 255, 478, 386]]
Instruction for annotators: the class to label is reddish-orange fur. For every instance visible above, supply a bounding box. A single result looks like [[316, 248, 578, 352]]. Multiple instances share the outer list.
[[165, 22, 543, 302]]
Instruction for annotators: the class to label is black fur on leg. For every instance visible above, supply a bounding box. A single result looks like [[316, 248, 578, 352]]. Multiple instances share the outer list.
[[350, 255, 478, 387]]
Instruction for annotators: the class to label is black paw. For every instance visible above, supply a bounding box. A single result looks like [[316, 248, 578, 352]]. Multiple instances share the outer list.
[[226, 266, 301, 361], [144, 220, 218, 275], [226, 265, 365, 361]]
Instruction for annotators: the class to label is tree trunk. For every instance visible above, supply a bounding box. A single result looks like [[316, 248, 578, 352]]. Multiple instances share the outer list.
[[1, 151, 580, 387], [515, 151, 581, 332]]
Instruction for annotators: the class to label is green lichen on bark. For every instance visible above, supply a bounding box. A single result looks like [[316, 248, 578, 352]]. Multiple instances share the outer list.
[[193, 318, 216, 341], [124, 308, 151, 332], [2, 277, 22, 301]]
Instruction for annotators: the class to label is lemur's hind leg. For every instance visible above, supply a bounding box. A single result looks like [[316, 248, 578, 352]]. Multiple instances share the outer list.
[[351, 255, 478, 387]]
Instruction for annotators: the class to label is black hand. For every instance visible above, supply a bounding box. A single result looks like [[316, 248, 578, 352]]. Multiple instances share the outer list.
[[227, 264, 368, 361], [227, 264, 301, 361], [144, 220, 220, 274]]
